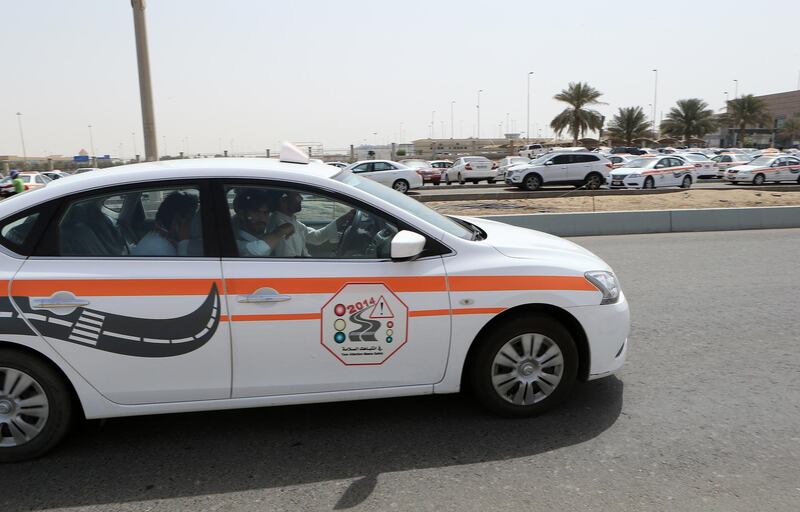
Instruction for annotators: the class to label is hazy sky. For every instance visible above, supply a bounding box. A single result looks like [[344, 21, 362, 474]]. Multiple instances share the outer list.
[[3, 0, 799, 158]]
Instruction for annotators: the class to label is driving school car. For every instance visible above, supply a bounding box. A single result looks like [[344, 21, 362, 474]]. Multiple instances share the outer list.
[[725, 154, 800, 185], [0, 146, 629, 461], [608, 156, 695, 189]]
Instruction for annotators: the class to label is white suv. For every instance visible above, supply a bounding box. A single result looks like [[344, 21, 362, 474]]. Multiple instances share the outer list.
[[505, 152, 613, 190], [519, 144, 546, 158]]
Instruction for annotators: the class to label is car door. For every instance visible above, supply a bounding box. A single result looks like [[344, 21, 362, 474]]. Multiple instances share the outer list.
[[773, 158, 788, 181], [368, 161, 397, 186], [567, 154, 594, 181], [8, 181, 231, 405], [216, 181, 452, 398], [785, 157, 800, 181], [545, 154, 570, 182]]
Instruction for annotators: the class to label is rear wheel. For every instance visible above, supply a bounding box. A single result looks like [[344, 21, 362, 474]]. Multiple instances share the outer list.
[[487, 179, 495, 184], [522, 174, 542, 191], [643, 177, 655, 189], [0, 350, 74, 462], [392, 179, 409, 194], [752, 174, 765, 186], [458, 173, 465, 185], [680, 175, 692, 188], [584, 173, 603, 190], [469, 316, 578, 417]]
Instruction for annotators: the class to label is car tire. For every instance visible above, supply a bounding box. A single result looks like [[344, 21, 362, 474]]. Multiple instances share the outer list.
[[522, 174, 542, 191], [584, 173, 603, 190], [392, 179, 409, 194], [753, 174, 765, 186], [469, 315, 578, 417], [0, 349, 75, 462], [488, 179, 495, 184], [643, 177, 655, 189], [458, 173, 465, 185], [445, 175, 452, 185], [731, 181, 738, 185], [680, 175, 692, 188]]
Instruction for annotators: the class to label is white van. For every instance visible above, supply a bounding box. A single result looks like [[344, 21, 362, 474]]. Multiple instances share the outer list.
[[519, 144, 546, 158]]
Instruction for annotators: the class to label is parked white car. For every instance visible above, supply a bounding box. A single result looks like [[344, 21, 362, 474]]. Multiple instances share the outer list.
[[0, 153, 628, 461], [505, 152, 613, 190], [497, 157, 531, 180], [443, 156, 499, 184], [676, 153, 717, 179], [607, 156, 695, 189], [725, 154, 800, 185], [345, 160, 423, 193], [518, 144, 546, 158], [711, 153, 752, 177]]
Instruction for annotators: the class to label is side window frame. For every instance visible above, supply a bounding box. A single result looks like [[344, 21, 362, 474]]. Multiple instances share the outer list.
[[211, 178, 451, 260], [0, 200, 60, 257], [32, 179, 218, 258]]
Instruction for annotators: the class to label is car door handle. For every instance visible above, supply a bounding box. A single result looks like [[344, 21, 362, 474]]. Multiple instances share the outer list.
[[30, 297, 91, 308], [238, 293, 292, 303]]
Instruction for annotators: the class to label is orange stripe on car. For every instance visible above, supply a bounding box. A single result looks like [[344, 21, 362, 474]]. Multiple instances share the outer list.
[[449, 276, 597, 292], [11, 279, 224, 297], [230, 313, 321, 322], [226, 276, 448, 294]]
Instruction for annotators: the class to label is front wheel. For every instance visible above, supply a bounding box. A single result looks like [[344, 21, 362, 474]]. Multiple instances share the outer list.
[[458, 173, 465, 185], [469, 316, 578, 417], [752, 174, 765, 186], [522, 174, 542, 191], [0, 350, 74, 462], [392, 179, 409, 194], [643, 176, 655, 189], [680, 175, 692, 188]]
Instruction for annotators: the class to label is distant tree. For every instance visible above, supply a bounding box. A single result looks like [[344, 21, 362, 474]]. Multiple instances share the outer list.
[[725, 95, 772, 148], [659, 99, 717, 144], [550, 82, 605, 146], [778, 117, 800, 146], [395, 149, 406, 157], [606, 107, 652, 145]]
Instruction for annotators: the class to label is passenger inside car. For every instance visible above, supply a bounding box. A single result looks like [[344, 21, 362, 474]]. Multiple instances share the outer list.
[[230, 188, 294, 257], [131, 191, 199, 256]]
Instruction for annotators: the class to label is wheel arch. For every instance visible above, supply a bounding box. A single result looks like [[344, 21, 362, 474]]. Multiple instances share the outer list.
[[460, 303, 591, 391], [0, 340, 86, 420], [523, 171, 543, 183]]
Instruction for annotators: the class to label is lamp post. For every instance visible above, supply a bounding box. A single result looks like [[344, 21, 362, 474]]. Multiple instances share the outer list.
[[450, 101, 455, 139], [527, 72, 533, 143], [476, 89, 483, 138], [88, 124, 95, 157], [652, 69, 658, 139], [733, 79, 738, 99], [131, 0, 159, 161], [132, 132, 138, 161], [431, 110, 436, 139], [15, 112, 27, 159], [724, 91, 729, 110]]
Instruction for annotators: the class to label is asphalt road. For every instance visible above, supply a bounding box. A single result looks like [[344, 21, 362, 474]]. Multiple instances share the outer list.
[[5, 229, 800, 511]]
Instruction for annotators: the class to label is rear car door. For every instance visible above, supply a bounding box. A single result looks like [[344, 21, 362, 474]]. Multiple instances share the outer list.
[[568, 154, 595, 181], [785, 157, 800, 181], [9, 181, 231, 405], [370, 162, 397, 186], [216, 181, 452, 398]]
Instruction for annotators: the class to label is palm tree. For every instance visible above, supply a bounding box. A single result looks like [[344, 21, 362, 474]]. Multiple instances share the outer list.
[[659, 99, 717, 145], [726, 94, 772, 148], [605, 107, 652, 145], [550, 82, 605, 146], [778, 117, 800, 147]]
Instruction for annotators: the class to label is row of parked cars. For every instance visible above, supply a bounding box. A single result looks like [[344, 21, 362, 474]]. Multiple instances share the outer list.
[[0, 168, 99, 198]]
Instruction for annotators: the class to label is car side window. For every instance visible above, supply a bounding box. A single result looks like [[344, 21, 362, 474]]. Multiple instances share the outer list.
[[352, 163, 371, 173], [56, 186, 204, 257], [551, 155, 569, 165], [372, 162, 394, 172], [224, 185, 398, 259]]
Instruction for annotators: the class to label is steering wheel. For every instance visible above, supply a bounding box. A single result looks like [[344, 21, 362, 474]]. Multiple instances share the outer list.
[[335, 209, 360, 257], [365, 224, 398, 258]]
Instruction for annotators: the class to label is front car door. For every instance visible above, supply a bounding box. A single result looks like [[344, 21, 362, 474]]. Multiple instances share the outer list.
[[216, 180, 452, 398], [546, 154, 570, 182], [785, 157, 800, 181], [9, 181, 231, 405]]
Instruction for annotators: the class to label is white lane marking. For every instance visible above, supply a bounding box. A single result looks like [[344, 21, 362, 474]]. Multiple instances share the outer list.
[[103, 331, 140, 342], [82, 311, 104, 320], [171, 337, 195, 343], [0, 312, 12, 318], [193, 327, 210, 340], [72, 328, 99, 339], [79, 317, 103, 326], [68, 334, 98, 346], [47, 317, 73, 327], [75, 322, 100, 333], [142, 337, 170, 344], [27, 313, 47, 322]]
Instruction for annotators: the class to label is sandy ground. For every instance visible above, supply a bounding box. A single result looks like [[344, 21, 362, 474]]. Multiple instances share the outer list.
[[427, 189, 800, 215]]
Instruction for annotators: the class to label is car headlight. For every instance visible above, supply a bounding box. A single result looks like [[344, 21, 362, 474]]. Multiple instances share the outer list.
[[585, 271, 620, 305], [627, 173, 641, 178]]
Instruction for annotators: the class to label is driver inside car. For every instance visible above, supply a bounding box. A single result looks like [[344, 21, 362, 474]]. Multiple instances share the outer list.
[[266, 191, 355, 257]]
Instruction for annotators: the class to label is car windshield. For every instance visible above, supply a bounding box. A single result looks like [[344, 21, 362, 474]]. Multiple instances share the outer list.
[[748, 156, 776, 166], [509, 158, 528, 164], [530, 154, 552, 165], [465, 157, 489, 162], [335, 172, 475, 240], [623, 158, 657, 168], [402, 160, 429, 169]]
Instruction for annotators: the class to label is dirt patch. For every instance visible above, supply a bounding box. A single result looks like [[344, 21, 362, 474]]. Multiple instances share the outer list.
[[427, 189, 800, 215]]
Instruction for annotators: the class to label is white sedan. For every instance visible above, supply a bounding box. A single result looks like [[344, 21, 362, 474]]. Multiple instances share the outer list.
[[711, 153, 752, 177], [725, 155, 800, 185], [0, 148, 628, 461], [344, 159, 423, 193], [608, 156, 695, 189], [443, 156, 499, 184], [675, 153, 717, 178]]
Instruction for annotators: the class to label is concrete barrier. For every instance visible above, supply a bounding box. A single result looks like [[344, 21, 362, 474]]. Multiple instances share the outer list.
[[481, 206, 800, 237]]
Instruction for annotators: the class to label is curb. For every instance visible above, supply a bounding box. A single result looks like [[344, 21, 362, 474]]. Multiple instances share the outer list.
[[414, 184, 800, 203], [480, 206, 800, 237]]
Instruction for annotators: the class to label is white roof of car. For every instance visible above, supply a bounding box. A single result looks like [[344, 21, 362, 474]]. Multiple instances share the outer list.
[[0, 158, 341, 218]]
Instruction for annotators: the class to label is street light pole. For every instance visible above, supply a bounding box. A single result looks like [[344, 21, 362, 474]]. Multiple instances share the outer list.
[[450, 101, 455, 139], [476, 89, 483, 139], [132, 132, 137, 160], [131, 0, 159, 161], [15, 112, 27, 159], [431, 110, 436, 139], [724, 91, 729, 110], [88, 124, 95, 157], [652, 69, 658, 140], [733, 79, 738, 99], [527, 72, 533, 143]]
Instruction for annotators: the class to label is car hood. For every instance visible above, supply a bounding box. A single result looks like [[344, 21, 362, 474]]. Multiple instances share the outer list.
[[461, 216, 612, 271], [610, 167, 647, 176], [727, 164, 762, 172]]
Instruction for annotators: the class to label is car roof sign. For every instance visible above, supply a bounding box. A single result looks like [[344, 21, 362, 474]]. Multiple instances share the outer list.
[[279, 141, 310, 164]]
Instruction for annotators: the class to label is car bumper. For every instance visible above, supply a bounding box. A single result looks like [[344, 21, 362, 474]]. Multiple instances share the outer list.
[[567, 292, 630, 379], [505, 174, 523, 184], [607, 177, 643, 189], [726, 174, 749, 182]]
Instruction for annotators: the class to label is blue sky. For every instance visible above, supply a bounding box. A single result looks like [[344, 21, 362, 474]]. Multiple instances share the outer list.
[[2, 0, 799, 157]]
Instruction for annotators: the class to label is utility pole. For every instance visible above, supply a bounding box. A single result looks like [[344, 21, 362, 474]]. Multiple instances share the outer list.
[[15, 112, 27, 159], [652, 69, 658, 140], [476, 89, 483, 139], [131, 0, 158, 161], [431, 110, 436, 139], [88, 124, 95, 157], [733, 79, 738, 99], [450, 101, 455, 139], [527, 72, 533, 143]]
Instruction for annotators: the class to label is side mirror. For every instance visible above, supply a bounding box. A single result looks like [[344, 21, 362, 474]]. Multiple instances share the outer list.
[[390, 230, 426, 261], [544, 161, 553, 166]]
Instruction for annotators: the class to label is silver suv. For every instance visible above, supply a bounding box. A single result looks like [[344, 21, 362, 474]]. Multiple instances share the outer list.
[[505, 151, 613, 191]]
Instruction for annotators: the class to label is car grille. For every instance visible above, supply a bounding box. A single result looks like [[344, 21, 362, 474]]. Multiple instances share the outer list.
[[612, 174, 628, 180], [727, 170, 738, 174]]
